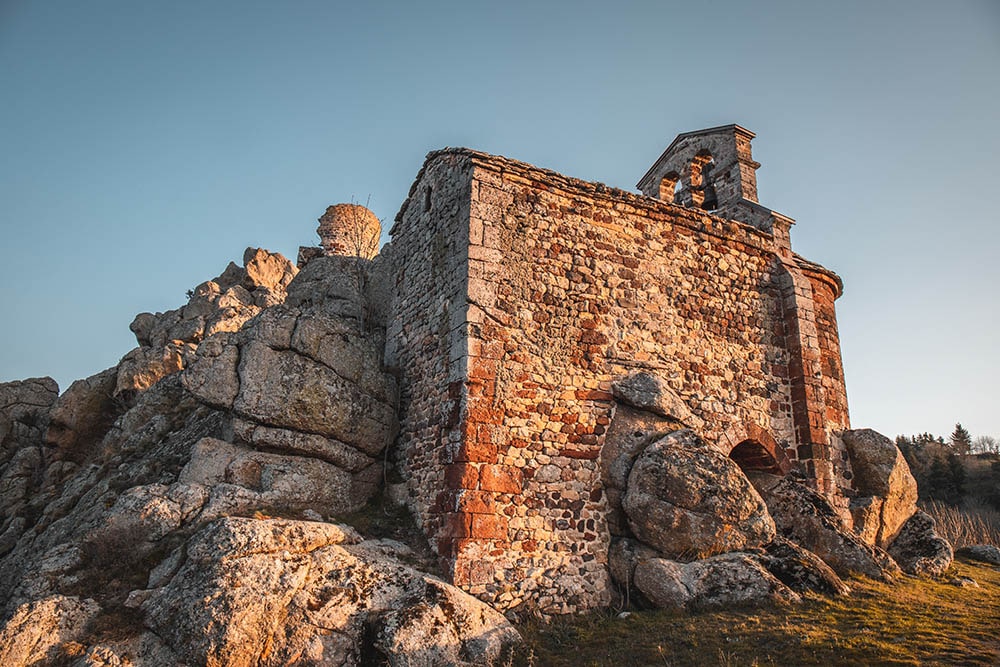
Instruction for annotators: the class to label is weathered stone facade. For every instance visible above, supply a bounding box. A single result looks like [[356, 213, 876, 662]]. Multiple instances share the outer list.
[[384, 125, 851, 614]]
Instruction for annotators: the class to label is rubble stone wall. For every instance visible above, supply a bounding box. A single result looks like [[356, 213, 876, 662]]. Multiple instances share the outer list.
[[387, 148, 849, 614], [384, 153, 474, 564], [805, 266, 853, 502]]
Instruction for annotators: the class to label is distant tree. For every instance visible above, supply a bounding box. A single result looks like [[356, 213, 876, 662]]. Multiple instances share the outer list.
[[950, 423, 972, 455], [948, 454, 966, 495], [990, 461, 1000, 509], [972, 435, 1000, 455], [897, 432, 971, 505], [924, 453, 965, 504]]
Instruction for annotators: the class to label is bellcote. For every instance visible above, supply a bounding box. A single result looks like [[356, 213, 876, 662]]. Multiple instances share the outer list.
[[637, 124, 792, 246]]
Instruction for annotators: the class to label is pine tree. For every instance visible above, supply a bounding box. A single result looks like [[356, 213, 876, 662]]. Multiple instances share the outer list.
[[950, 423, 972, 455]]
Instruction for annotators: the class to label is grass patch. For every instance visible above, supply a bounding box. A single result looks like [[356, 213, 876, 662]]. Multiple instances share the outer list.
[[512, 559, 1000, 666]]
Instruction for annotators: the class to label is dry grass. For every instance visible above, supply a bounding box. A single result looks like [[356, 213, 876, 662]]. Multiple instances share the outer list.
[[922, 500, 1000, 548], [511, 558, 1000, 666]]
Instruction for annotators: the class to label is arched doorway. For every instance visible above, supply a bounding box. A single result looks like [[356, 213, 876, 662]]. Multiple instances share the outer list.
[[730, 439, 783, 474], [721, 423, 793, 476]]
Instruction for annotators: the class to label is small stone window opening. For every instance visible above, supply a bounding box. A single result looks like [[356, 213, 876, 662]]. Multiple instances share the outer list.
[[690, 151, 718, 211], [424, 186, 433, 212], [729, 439, 782, 475]]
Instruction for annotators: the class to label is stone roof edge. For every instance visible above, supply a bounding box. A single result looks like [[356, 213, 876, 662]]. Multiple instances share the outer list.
[[393, 147, 780, 251], [793, 253, 845, 298], [391, 149, 458, 233], [637, 124, 755, 191]]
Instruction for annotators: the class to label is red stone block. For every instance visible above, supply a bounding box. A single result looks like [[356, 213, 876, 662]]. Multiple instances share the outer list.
[[575, 389, 613, 401], [467, 404, 503, 424], [476, 424, 495, 444], [461, 421, 477, 440], [471, 514, 509, 539], [480, 465, 523, 493], [455, 440, 498, 463], [466, 381, 495, 399], [445, 463, 480, 489], [469, 360, 498, 381], [580, 331, 609, 345], [456, 490, 496, 514], [440, 512, 473, 539], [563, 448, 599, 460]]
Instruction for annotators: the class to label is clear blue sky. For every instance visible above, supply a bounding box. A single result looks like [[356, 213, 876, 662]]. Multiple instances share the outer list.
[[1, 1, 997, 441]]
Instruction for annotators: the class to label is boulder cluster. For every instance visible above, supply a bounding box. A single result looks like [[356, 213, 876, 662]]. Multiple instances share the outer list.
[[602, 373, 953, 612], [0, 249, 517, 666]]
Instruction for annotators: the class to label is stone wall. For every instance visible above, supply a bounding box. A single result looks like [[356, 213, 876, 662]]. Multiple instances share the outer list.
[[385, 143, 850, 614], [803, 262, 852, 503], [384, 153, 474, 565]]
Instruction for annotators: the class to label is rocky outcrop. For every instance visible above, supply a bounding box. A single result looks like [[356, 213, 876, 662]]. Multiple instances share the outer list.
[[0, 376, 228, 616], [751, 474, 900, 581], [178, 436, 378, 517], [116, 248, 298, 399], [0, 595, 101, 666], [600, 405, 679, 536], [139, 517, 519, 666], [623, 430, 775, 559], [887, 511, 953, 576], [760, 537, 851, 596], [0, 378, 60, 555], [607, 537, 661, 592], [955, 544, 1000, 565], [633, 552, 800, 613], [612, 533, 848, 610], [0, 248, 499, 665], [45, 368, 118, 461], [284, 254, 367, 319], [608, 427, 855, 612], [0, 377, 58, 450], [841, 429, 918, 547], [181, 303, 397, 512]]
